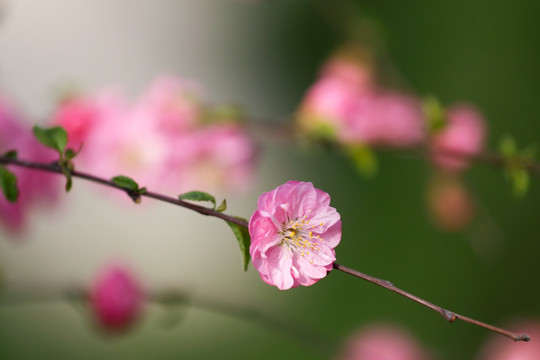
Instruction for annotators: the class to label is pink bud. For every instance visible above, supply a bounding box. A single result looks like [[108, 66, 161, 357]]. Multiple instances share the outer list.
[[431, 104, 486, 172], [427, 173, 475, 231], [337, 324, 434, 360], [90, 264, 143, 331]]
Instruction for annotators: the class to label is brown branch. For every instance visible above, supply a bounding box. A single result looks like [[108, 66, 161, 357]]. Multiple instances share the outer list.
[[0, 156, 247, 227], [0, 155, 530, 342], [332, 262, 530, 342]]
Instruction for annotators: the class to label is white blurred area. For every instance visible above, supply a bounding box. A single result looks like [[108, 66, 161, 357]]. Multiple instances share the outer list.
[[0, 0, 294, 344]]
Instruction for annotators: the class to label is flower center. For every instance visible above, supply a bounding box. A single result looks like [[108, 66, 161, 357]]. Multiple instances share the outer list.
[[279, 216, 324, 261]]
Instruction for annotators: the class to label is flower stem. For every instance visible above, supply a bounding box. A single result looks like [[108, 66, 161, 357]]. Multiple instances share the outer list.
[[0, 155, 530, 341]]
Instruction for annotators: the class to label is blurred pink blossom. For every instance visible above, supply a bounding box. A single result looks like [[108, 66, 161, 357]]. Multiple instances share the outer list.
[[297, 76, 360, 136], [90, 263, 144, 331], [298, 48, 426, 148], [0, 96, 60, 234], [431, 104, 486, 171], [167, 124, 256, 193], [477, 321, 540, 360], [249, 181, 341, 290], [136, 76, 203, 134], [320, 56, 375, 90], [50, 76, 256, 194], [337, 324, 434, 360], [79, 105, 172, 190], [52, 90, 127, 150], [426, 172, 475, 231], [342, 92, 426, 147]]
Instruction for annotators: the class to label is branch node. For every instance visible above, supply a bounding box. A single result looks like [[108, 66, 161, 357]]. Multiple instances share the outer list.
[[442, 310, 456, 322], [516, 333, 531, 342]]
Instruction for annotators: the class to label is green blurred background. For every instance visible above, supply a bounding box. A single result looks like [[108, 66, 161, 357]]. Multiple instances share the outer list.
[[1, 0, 539, 359]]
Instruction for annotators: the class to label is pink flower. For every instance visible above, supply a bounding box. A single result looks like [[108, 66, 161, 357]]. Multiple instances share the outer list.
[[297, 76, 360, 136], [0, 96, 60, 234], [337, 324, 434, 360], [342, 92, 426, 147], [426, 172, 475, 231], [78, 105, 172, 190], [90, 263, 144, 331], [167, 124, 256, 193], [431, 104, 486, 171], [477, 320, 540, 360], [136, 76, 202, 134], [52, 90, 126, 150], [320, 53, 375, 90], [249, 181, 341, 290]]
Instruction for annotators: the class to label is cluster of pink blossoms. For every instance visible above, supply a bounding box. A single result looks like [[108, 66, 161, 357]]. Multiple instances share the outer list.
[[249, 181, 341, 290], [52, 76, 256, 194], [297, 45, 487, 173], [0, 95, 60, 234], [298, 45, 487, 232]]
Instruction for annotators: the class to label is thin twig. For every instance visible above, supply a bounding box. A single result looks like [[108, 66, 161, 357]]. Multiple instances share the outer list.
[[0, 155, 531, 341], [0, 156, 247, 227], [332, 262, 530, 342]]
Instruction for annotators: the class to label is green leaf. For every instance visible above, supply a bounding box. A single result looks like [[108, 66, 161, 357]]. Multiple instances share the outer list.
[[423, 96, 447, 133], [510, 168, 529, 198], [346, 144, 378, 178], [64, 143, 84, 162], [111, 175, 139, 191], [215, 199, 227, 212], [226, 217, 251, 271], [63, 168, 73, 192], [32, 125, 68, 155], [178, 191, 216, 208], [3, 150, 17, 159], [500, 136, 517, 157], [0, 166, 19, 203]]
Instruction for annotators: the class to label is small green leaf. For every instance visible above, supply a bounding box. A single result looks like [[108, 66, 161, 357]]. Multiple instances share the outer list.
[[139, 187, 147, 195], [216, 199, 227, 212], [178, 191, 216, 208], [423, 96, 447, 133], [500, 136, 517, 157], [63, 169, 73, 192], [32, 125, 68, 155], [510, 168, 529, 198], [0, 166, 19, 203], [64, 143, 84, 162], [346, 144, 378, 178], [3, 150, 17, 159], [305, 118, 337, 141], [226, 217, 251, 271], [111, 175, 139, 191]]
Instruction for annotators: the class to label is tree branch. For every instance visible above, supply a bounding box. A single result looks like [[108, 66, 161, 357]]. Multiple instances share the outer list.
[[0, 155, 530, 342], [332, 262, 530, 342]]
